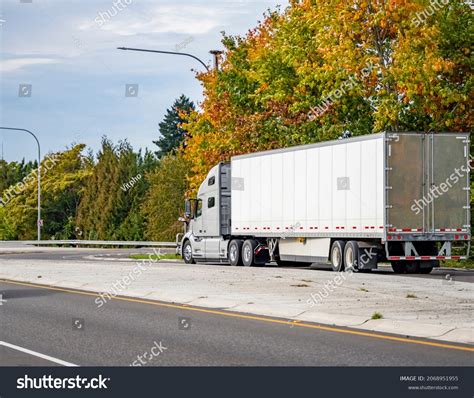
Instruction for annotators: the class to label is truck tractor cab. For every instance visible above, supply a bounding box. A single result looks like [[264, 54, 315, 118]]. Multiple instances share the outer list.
[[178, 163, 231, 264]]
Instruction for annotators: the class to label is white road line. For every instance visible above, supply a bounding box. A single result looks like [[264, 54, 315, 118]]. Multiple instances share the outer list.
[[0, 341, 78, 367]]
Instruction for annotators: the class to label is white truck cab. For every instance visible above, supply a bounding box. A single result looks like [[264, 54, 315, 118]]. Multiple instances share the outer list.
[[179, 163, 232, 263]]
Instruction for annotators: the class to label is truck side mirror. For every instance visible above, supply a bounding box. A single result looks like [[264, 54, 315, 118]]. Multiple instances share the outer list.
[[184, 199, 192, 219]]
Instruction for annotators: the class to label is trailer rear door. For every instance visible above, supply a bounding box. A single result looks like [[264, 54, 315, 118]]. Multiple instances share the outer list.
[[386, 132, 470, 234]]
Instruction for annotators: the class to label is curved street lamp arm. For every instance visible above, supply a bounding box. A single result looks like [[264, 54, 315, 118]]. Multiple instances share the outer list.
[[117, 47, 210, 72]]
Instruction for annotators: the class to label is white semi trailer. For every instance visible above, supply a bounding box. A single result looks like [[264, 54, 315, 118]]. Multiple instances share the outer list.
[[178, 132, 471, 274]]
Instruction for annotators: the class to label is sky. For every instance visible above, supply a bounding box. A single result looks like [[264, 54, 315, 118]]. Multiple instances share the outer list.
[[0, 0, 287, 162]]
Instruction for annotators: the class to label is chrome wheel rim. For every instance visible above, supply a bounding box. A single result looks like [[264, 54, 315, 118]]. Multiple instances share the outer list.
[[243, 245, 251, 263], [230, 244, 237, 263], [332, 246, 340, 267], [184, 244, 192, 261], [346, 246, 354, 269]]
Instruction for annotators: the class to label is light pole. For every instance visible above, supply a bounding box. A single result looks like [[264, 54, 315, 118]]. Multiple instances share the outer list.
[[0, 127, 42, 241], [117, 47, 222, 72], [209, 50, 223, 71]]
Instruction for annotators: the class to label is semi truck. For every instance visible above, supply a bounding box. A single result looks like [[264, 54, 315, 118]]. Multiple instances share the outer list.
[[177, 132, 471, 274]]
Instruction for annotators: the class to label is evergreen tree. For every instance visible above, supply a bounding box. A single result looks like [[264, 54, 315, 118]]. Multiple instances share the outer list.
[[153, 95, 195, 158], [76, 138, 152, 241]]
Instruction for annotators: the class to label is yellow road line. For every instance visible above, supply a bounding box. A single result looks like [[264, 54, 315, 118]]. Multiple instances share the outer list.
[[1, 278, 473, 353]]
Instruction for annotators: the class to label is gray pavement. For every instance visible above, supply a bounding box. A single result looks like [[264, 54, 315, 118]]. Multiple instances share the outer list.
[[0, 281, 472, 366]]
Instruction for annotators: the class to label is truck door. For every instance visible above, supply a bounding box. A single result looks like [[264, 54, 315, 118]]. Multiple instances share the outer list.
[[430, 134, 470, 233], [191, 199, 205, 259], [386, 132, 470, 233]]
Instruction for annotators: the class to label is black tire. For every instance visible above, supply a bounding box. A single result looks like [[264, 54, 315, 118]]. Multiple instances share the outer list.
[[344, 241, 359, 272], [330, 240, 346, 272], [405, 261, 420, 274], [228, 240, 244, 266], [419, 266, 433, 274], [242, 239, 258, 267], [182, 240, 195, 264], [392, 261, 405, 274]]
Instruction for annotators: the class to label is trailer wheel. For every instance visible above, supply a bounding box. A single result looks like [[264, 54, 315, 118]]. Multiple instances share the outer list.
[[419, 266, 433, 274], [391, 261, 405, 274], [242, 239, 258, 267], [182, 240, 195, 264], [228, 240, 243, 266], [330, 240, 346, 272], [344, 241, 359, 272], [405, 261, 420, 274]]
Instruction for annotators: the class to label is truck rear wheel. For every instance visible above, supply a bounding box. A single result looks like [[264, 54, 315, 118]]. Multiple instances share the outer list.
[[391, 261, 405, 274], [405, 261, 420, 274], [228, 240, 244, 266], [419, 266, 433, 274], [331, 240, 346, 272], [242, 239, 258, 267], [344, 241, 359, 272]]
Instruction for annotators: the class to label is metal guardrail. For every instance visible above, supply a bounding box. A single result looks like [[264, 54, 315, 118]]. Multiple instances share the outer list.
[[1, 240, 176, 248]]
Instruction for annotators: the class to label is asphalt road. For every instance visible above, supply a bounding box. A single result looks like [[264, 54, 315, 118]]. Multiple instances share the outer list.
[[0, 281, 472, 366], [0, 247, 472, 283]]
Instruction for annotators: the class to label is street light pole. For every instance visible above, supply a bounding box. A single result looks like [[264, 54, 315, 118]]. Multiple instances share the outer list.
[[0, 127, 41, 241], [209, 50, 224, 71], [117, 47, 211, 72]]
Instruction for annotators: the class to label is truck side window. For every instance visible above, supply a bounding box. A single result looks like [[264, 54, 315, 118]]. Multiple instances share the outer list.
[[196, 200, 203, 218], [208, 176, 215, 186], [208, 197, 215, 208]]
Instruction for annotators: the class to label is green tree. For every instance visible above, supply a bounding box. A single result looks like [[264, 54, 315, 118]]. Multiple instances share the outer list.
[[141, 154, 190, 241], [153, 95, 195, 158], [76, 138, 154, 241], [0, 159, 38, 195], [0, 145, 92, 240]]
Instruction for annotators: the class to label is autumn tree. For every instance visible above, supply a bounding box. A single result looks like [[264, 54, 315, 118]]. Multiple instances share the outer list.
[[183, 0, 473, 193]]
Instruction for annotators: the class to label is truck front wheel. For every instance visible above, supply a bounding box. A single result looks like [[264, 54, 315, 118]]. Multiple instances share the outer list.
[[182, 240, 195, 264], [228, 240, 244, 266], [242, 239, 258, 267]]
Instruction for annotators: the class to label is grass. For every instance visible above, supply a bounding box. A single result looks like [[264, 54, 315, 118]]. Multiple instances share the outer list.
[[129, 253, 182, 261], [371, 312, 383, 320], [359, 288, 369, 292], [406, 293, 417, 299], [442, 258, 474, 270]]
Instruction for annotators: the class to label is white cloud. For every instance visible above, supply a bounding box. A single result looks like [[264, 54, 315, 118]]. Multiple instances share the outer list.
[[0, 58, 59, 73], [79, 5, 223, 36]]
